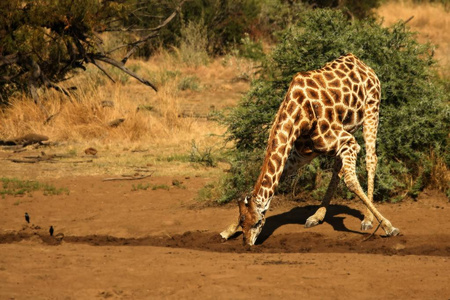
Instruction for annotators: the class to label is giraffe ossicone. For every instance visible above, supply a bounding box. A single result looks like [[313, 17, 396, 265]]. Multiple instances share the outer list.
[[221, 53, 400, 246]]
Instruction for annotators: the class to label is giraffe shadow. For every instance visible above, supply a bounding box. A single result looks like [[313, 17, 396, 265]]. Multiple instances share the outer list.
[[257, 204, 365, 244]]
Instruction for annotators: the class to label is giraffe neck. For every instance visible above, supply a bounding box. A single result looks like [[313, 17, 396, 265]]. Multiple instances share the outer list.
[[251, 101, 302, 213]]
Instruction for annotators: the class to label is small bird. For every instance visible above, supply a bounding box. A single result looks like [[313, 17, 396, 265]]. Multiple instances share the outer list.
[[25, 212, 30, 223], [49, 226, 54, 236]]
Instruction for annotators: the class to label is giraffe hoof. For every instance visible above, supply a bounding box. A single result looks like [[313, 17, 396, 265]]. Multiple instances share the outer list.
[[305, 217, 319, 228], [220, 231, 230, 240], [386, 227, 400, 237], [361, 221, 373, 231]]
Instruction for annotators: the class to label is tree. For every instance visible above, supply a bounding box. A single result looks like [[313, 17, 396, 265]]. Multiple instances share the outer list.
[[0, 0, 183, 108]]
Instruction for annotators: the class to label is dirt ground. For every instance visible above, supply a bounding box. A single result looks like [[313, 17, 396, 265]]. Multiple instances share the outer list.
[[0, 170, 449, 299]]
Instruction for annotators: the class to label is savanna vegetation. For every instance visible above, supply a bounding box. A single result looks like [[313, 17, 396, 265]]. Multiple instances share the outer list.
[[1, 0, 448, 201]]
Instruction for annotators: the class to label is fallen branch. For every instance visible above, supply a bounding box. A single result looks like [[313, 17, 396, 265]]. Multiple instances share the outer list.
[[9, 159, 38, 164], [59, 160, 94, 164], [102, 173, 153, 182]]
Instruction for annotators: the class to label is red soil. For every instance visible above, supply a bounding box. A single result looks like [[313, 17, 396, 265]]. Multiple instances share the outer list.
[[0, 176, 449, 299]]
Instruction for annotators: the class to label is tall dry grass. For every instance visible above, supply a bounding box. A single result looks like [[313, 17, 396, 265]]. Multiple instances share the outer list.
[[0, 51, 254, 156], [377, 0, 450, 75]]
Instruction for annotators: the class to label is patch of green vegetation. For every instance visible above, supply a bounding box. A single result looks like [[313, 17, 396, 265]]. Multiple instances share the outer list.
[[152, 70, 181, 86], [157, 154, 191, 163], [172, 179, 186, 189], [1, 177, 69, 199], [238, 34, 265, 61], [156, 142, 220, 168], [131, 183, 151, 191], [137, 104, 154, 112], [190, 140, 217, 167], [178, 76, 201, 91], [131, 182, 171, 191], [196, 182, 219, 202], [151, 184, 170, 191], [67, 149, 77, 157]]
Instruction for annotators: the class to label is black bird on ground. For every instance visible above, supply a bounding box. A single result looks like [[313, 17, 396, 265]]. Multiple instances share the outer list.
[[49, 226, 54, 236], [25, 212, 30, 223]]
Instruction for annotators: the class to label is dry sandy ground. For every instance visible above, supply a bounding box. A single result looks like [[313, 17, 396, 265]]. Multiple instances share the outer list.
[[0, 175, 449, 299]]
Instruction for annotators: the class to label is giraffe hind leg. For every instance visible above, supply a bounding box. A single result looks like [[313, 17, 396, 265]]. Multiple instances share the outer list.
[[339, 138, 399, 236], [305, 158, 342, 228], [361, 101, 380, 230]]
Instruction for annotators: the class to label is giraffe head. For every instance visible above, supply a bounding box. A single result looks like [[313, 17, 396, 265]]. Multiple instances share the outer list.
[[238, 195, 265, 246]]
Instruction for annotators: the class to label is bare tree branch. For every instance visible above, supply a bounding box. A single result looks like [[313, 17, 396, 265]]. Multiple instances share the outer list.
[[91, 55, 157, 91], [89, 58, 116, 83], [121, 32, 159, 64], [0, 53, 19, 67]]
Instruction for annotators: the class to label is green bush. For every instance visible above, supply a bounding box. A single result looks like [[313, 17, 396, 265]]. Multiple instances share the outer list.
[[219, 9, 449, 203], [178, 20, 209, 66]]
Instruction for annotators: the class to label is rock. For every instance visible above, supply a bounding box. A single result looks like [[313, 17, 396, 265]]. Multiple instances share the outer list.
[[108, 118, 125, 127], [84, 147, 98, 155]]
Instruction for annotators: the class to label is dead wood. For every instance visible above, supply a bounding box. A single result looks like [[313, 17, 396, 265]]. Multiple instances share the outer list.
[[108, 118, 125, 127], [102, 174, 153, 182], [12, 133, 49, 146], [9, 159, 39, 164]]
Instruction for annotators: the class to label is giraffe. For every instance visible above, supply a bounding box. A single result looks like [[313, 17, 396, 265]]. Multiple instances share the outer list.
[[221, 53, 400, 246]]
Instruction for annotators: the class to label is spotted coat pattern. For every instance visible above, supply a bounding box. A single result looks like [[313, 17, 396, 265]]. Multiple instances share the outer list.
[[226, 54, 399, 246]]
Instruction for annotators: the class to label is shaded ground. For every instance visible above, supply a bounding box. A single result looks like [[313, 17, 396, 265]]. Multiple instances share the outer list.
[[0, 176, 449, 299]]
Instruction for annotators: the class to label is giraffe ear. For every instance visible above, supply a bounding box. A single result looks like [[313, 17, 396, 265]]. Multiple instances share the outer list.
[[244, 195, 250, 206], [238, 197, 246, 212]]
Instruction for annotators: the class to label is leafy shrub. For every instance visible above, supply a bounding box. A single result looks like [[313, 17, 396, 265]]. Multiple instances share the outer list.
[[178, 20, 209, 66], [304, 0, 383, 19], [238, 34, 265, 61], [178, 76, 201, 91], [219, 9, 449, 203]]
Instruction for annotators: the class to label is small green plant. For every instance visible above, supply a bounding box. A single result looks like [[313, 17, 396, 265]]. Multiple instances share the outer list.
[[1, 177, 69, 199], [196, 182, 225, 202], [238, 34, 265, 61], [153, 70, 181, 86], [132, 183, 151, 191], [67, 149, 77, 157], [151, 184, 170, 191], [137, 105, 154, 112], [177, 76, 201, 91], [190, 140, 217, 167], [179, 19, 209, 66], [157, 154, 191, 163], [171, 179, 186, 189]]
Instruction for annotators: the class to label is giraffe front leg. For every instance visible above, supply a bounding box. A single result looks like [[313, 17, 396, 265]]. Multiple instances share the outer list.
[[305, 158, 342, 228], [220, 219, 240, 240], [339, 139, 399, 236]]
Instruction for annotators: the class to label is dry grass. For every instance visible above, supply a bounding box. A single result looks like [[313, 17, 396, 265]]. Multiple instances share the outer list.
[[0, 52, 253, 147], [377, 0, 450, 75], [0, 51, 254, 177]]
